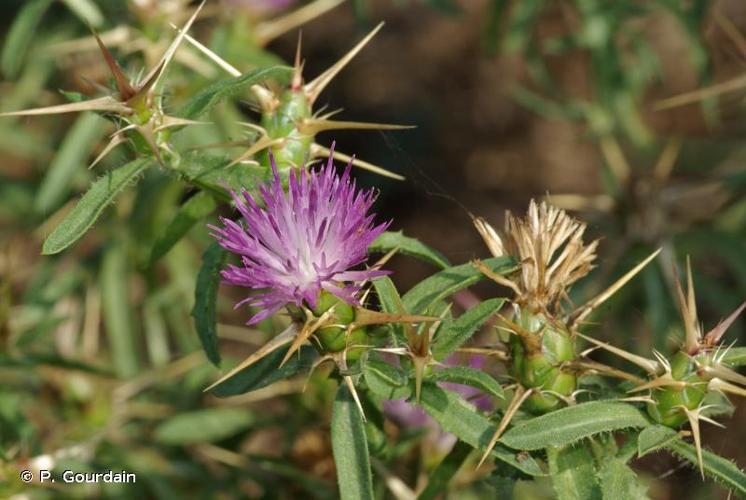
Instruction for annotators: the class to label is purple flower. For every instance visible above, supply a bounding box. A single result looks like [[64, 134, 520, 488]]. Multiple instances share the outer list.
[[209, 150, 389, 324]]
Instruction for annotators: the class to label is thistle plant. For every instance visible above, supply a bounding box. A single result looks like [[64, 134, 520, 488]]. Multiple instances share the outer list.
[[201, 195, 745, 499], [584, 258, 746, 475], [471, 201, 659, 462]]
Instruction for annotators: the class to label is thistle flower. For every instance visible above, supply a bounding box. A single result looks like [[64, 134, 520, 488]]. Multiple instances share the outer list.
[[475, 200, 598, 314], [209, 150, 389, 324]]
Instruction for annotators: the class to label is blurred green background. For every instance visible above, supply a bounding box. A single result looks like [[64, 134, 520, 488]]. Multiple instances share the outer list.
[[0, 0, 744, 498]]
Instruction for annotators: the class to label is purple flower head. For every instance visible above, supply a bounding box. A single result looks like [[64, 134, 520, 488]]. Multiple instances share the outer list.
[[209, 147, 390, 324]]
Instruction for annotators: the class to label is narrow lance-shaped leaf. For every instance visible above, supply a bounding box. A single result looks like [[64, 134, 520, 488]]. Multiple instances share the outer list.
[[402, 256, 515, 314], [546, 445, 600, 500], [371, 276, 406, 344], [667, 439, 746, 497], [100, 243, 140, 378], [363, 362, 543, 477], [418, 382, 543, 476], [432, 297, 504, 358], [150, 191, 217, 264], [637, 425, 679, 457], [418, 440, 473, 500], [331, 384, 374, 500], [179, 66, 293, 120], [35, 112, 107, 214], [427, 366, 504, 400], [42, 158, 152, 255], [155, 408, 254, 445], [597, 458, 649, 500], [192, 241, 226, 366], [369, 231, 450, 269], [177, 152, 268, 200], [363, 359, 411, 401], [1, 0, 53, 78], [499, 402, 651, 451], [209, 345, 317, 397], [60, 0, 104, 27]]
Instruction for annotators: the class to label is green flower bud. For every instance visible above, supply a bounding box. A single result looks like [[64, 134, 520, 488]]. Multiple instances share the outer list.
[[260, 89, 312, 173], [312, 290, 367, 362], [510, 309, 577, 413], [646, 351, 707, 427]]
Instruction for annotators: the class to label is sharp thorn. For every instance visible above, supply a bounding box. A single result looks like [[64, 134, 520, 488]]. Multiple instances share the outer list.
[[477, 386, 533, 469], [577, 332, 660, 374], [0, 96, 131, 117], [472, 258, 520, 295], [304, 22, 384, 104], [229, 136, 279, 168], [311, 143, 404, 180], [281, 308, 334, 367], [91, 29, 136, 99], [171, 23, 242, 77], [89, 135, 126, 169], [570, 248, 661, 325], [254, 0, 345, 46], [297, 118, 414, 135], [204, 324, 297, 392], [704, 300, 746, 347], [708, 378, 746, 398], [139, 0, 206, 93], [344, 375, 367, 422]]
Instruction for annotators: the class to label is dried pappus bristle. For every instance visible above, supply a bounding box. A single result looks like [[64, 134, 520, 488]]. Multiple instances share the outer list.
[[479, 200, 598, 312]]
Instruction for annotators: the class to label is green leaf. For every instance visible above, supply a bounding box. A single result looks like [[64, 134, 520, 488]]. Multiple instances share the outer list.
[[371, 276, 405, 344], [432, 298, 504, 358], [722, 347, 746, 367], [155, 408, 254, 445], [192, 241, 227, 366], [363, 359, 410, 400], [500, 402, 650, 451], [363, 363, 542, 476], [427, 366, 504, 400], [100, 243, 140, 378], [417, 440, 472, 500], [419, 383, 544, 476], [667, 439, 746, 497], [60, 0, 104, 27], [1, 0, 53, 78], [546, 445, 600, 500], [150, 191, 216, 264], [597, 458, 648, 500], [42, 158, 152, 255], [209, 346, 317, 397], [369, 231, 450, 269], [35, 112, 107, 214], [143, 298, 170, 368], [637, 425, 678, 457], [430, 386, 541, 475], [178, 152, 268, 199], [402, 257, 515, 314], [331, 384, 374, 500], [179, 66, 292, 120]]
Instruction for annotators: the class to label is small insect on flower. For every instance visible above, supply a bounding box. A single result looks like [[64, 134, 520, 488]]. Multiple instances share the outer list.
[[209, 146, 390, 325]]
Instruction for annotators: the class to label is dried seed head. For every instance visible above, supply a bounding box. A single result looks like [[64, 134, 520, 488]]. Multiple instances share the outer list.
[[476, 200, 598, 313]]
